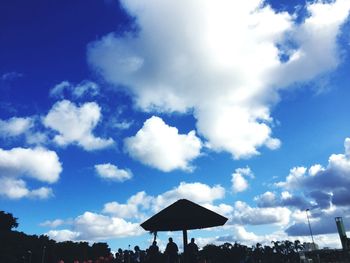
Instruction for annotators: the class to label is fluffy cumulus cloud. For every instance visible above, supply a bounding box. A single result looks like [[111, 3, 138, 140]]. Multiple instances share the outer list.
[[46, 212, 144, 242], [47, 230, 81, 242], [103, 191, 151, 219], [95, 163, 132, 182], [88, 0, 350, 159], [231, 167, 254, 193], [0, 147, 62, 183], [73, 212, 143, 240], [0, 147, 61, 199], [151, 182, 225, 212], [124, 116, 202, 172], [230, 201, 291, 226], [43, 100, 114, 151], [50, 80, 100, 100], [0, 177, 53, 199]]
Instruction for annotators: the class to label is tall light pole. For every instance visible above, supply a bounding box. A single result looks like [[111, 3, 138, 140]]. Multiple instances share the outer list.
[[305, 209, 315, 249], [41, 245, 46, 263], [28, 250, 32, 263]]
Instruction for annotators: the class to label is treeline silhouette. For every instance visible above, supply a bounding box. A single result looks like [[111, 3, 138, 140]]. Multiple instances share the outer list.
[[0, 211, 111, 262], [1, 210, 306, 263]]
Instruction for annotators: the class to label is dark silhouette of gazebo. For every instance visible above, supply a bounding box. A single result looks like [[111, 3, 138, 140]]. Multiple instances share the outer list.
[[141, 199, 228, 262]]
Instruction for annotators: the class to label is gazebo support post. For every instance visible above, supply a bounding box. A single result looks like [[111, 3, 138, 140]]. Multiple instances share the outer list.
[[183, 229, 188, 263]]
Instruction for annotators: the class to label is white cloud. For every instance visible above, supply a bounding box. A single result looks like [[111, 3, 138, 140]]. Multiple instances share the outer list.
[[203, 203, 234, 218], [0, 147, 62, 183], [0, 147, 61, 199], [95, 163, 132, 182], [112, 120, 134, 130], [102, 201, 138, 219], [103, 182, 225, 220], [151, 182, 225, 212], [255, 191, 277, 207], [0, 177, 53, 199], [230, 201, 291, 226], [231, 173, 248, 193], [46, 229, 81, 242], [74, 212, 143, 240], [103, 181, 226, 218], [232, 225, 260, 243], [88, 0, 349, 159], [231, 167, 254, 193], [103, 191, 151, 219], [275, 166, 308, 189], [254, 190, 310, 209], [47, 212, 143, 242], [124, 116, 202, 172], [40, 219, 65, 228], [0, 116, 48, 145], [0, 117, 33, 137], [276, 138, 350, 196], [29, 187, 54, 199], [50, 80, 100, 99], [43, 100, 114, 151]]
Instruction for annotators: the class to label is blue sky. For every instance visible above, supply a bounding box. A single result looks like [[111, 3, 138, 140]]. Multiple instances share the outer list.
[[1, 0, 350, 251]]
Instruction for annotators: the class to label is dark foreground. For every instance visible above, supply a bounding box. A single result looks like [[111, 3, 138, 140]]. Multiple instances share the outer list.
[[1, 211, 350, 263]]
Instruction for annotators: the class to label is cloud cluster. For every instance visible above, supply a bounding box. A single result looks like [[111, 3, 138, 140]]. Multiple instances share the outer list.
[[272, 138, 350, 236], [43, 100, 114, 151], [124, 116, 202, 172], [276, 138, 350, 207], [88, 0, 350, 159], [0, 147, 62, 199], [95, 163, 133, 182]]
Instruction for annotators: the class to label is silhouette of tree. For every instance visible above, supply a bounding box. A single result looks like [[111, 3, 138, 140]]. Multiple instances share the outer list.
[[293, 240, 303, 252], [0, 211, 18, 232]]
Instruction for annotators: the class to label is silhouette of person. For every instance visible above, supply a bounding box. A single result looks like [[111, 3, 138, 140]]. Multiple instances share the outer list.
[[147, 240, 160, 262], [132, 245, 141, 262], [186, 238, 199, 263], [115, 248, 124, 263], [165, 237, 178, 263]]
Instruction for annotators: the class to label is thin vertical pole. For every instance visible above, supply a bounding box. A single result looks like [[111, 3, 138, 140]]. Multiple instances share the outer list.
[[183, 229, 188, 263], [41, 246, 46, 263], [306, 209, 315, 247]]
